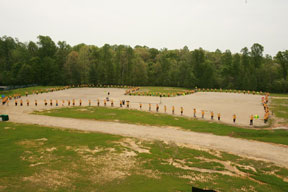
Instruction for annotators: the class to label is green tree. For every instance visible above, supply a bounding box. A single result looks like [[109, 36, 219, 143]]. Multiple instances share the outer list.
[[100, 44, 114, 84], [27, 41, 38, 57], [275, 51, 288, 80], [231, 53, 242, 89], [251, 43, 264, 68], [18, 64, 33, 84], [220, 50, 233, 88], [37, 35, 57, 58], [78, 45, 91, 84], [64, 51, 80, 85], [55, 41, 71, 84]]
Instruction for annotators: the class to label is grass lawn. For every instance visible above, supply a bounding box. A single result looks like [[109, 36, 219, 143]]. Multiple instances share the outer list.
[[271, 97, 288, 125], [0, 86, 65, 97], [137, 86, 190, 93], [132, 86, 192, 96], [270, 93, 288, 97], [0, 122, 287, 191], [35, 107, 288, 146]]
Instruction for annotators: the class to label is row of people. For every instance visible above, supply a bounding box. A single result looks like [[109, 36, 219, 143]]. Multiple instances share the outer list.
[[129, 90, 195, 97], [262, 93, 270, 123], [196, 88, 267, 95], [125, 87, 140, 95], [144, 104, 238, 123], [73, 84, 134, 88], [10, 99, 258, 124]]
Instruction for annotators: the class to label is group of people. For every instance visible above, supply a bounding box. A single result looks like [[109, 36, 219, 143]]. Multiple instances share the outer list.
[[138, 103, 239, 123], [262, 94, 270, 124], [9, 96, 242, 124], [196, 88, 264, 95], [7, 91, 271, 126]]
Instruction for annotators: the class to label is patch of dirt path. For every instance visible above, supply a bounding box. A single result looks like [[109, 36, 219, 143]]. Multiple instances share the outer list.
[[5, 111, 288, 169]]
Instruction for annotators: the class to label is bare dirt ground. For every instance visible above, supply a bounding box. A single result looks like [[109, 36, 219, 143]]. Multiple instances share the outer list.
[[2, 88, 288, 168], [2, 88, 265, 126]]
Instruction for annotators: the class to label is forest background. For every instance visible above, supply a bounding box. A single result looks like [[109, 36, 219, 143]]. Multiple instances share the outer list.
[[0, 35, 287, 93]]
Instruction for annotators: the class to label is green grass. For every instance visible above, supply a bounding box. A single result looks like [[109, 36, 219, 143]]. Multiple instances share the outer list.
[[271, 97, 288, 124], [0, 86, 66, 97], [270, 93, 288, 97], [131, 86, 192, 96], [138, 86, 189, 93], [1, 122, 288, 192], [35, 107, 288, 146]]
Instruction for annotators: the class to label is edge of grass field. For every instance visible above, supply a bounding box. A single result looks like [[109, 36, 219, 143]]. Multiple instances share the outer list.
[[34, 106, 288, 146]]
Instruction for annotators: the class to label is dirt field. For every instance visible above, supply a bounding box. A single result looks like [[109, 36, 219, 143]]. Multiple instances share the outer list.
[[1, 88, 266, 126], [1, 88, 287, 169]]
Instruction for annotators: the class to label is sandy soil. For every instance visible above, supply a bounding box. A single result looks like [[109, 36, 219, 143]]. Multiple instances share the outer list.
[[1, 88, 265, 126], [2, 88, 287, 168]]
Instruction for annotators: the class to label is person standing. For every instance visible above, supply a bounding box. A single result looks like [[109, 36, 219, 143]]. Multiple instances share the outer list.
[[164, 105, 167, 113], [250, 114, 253, 125], [140, 103, 142, 109], [233, 114, 236, 123], [181, 107, 183, 115], [201, 110, 205, 118], [265, 94, 269, 103], [156, 104, 159, 112], [263, 103, 267, 111], [35, 100, 37, 106], [193, 108, 196, 118], [172, 106, 175, 115], [217, 113, 221, 121], [264, 112, 269, 123], [111, 99, 114, 107], [211, 111, 214, 120]]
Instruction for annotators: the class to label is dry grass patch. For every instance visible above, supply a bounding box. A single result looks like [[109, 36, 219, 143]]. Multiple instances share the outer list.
[[0, 185, 7, 192], [17, 138, 48, 148], [115, 138, 151, 154], [23, 169, 75, 190]]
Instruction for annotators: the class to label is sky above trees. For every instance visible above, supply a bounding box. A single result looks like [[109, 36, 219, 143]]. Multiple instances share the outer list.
[[0, 0, 287, 56]]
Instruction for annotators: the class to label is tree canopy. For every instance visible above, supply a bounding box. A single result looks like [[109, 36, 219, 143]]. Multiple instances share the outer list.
[[0, 35, 287, 93]]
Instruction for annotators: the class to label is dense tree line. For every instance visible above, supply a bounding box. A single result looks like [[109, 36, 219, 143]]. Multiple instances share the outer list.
[[0, 35, 287, 93]]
